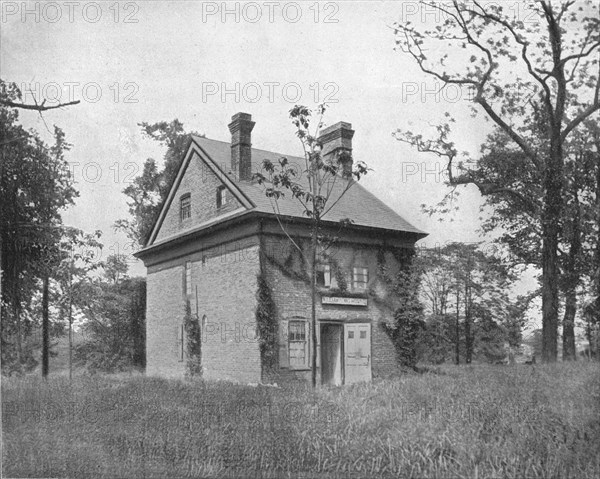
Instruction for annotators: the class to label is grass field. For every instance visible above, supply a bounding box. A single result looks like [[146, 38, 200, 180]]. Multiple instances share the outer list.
[[2, 362, 599, 478]]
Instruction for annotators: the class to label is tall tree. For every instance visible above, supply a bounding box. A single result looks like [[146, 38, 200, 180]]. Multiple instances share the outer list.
[[1, 80, 79, 372], [254, 104, 369, 387], [393, 0, 600, 362]]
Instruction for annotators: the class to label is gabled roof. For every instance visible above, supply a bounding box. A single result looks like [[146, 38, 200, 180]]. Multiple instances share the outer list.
[[139, 134, 427, 255], [192, 136, 427, 235]]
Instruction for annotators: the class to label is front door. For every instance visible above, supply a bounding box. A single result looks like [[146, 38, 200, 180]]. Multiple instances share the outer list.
[[344, 323, 371, 384], [320, 323, 343, 386]]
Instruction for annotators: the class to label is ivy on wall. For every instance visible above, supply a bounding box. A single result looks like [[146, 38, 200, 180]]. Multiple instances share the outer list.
[[184, 300, 202, 378], [375, 246, 424, 370], [255, 273, 278, 370]]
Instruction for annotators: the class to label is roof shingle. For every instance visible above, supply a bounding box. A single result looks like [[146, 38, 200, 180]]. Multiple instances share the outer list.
[[193, 135, 427, 237]]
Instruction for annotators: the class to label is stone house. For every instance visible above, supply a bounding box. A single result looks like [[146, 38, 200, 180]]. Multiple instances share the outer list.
[[135, 112, 427, 385]]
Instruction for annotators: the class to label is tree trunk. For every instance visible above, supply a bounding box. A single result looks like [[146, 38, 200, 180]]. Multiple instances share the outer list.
[[562, 289, 577, 360], [464, 267, 473, 364], [455, 289, 460, 365], [562, 180, 580, 361], [310, 221, 318, 388], [42, 275, 50, 377]]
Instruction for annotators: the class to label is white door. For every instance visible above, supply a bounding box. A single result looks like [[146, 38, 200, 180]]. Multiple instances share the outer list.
[[344, 323, 371, 384]]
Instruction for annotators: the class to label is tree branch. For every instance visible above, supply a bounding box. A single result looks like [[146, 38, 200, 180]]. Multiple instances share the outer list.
[[0, 99, 81, 111]]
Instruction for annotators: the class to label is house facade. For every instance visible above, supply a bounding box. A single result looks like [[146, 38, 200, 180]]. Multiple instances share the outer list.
[[135, 112, 427, 385]]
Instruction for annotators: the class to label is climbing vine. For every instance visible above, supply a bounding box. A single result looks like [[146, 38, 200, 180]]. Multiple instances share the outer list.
[[375, 246, 424, 370], [184, 300, 202, 378], [255, 273, 278, 370]]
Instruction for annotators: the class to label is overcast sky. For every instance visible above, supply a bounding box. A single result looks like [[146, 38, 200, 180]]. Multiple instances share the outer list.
[[3, 1, 511, 279]]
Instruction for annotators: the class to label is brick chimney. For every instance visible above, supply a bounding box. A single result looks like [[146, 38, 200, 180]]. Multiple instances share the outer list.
[[228, 112, 255, 181], [318, 121, 354, 178]]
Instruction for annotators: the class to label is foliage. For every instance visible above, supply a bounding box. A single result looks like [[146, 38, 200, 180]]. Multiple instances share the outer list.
[[1, 80, 80, 372], [3, 363, 600, 478], [377, 248, 425, 369], [115, 120, 203, 245], [74, 277, 146, 373], [184, 300, 201, 378], [103, 254, 129, 284], [393, 0, 600, 362], [255, 273, 278, 370], [416, 243, 527, 365]]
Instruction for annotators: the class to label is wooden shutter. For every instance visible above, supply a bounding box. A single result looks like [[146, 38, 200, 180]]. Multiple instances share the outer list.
[[177, 323, 184, 361], [279, 320, 289, 368]]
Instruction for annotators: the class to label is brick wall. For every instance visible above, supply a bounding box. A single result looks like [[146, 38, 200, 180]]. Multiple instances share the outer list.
[[261, 236, 405, 384], [155, 152, 243, 242], [146, 265, 185, 378], [193, 243, 262, 383], [146, 240, 262, 382]]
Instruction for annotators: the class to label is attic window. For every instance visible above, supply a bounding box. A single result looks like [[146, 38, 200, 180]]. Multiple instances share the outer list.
[[216, 186, 228, 208], [180, 194, 191, 221]]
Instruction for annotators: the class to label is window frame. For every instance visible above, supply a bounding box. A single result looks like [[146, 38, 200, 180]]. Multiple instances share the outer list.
[[316, 263, 332, 288], [288, 319, 309, 370], [180, 193, 191, 222], [216, 186, 228, 208], [352, 266, 368, 290]]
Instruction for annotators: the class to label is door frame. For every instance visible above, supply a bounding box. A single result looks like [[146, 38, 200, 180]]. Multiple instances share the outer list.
[[319, 321, 344, 386]]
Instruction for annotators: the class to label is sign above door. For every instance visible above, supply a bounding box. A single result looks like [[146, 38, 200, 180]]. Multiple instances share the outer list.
[[321, 296, 368, 307]]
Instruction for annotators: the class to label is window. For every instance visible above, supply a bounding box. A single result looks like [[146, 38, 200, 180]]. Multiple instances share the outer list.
[[279, 319, 310, 370], [316, 264, 331, 288], [288, 320, 308, 368], [185, 261, 192, 296], [216, 186, 228, 208], [353, 267, 368, 290], [180, 194, 191, 221]]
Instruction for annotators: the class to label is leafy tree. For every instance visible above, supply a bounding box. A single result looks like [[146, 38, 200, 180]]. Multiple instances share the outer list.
[[1, 80, 79, 372], [74, 277, 146, 373], [115, 120, 203, 245], [254, 104, 369, 387], [393, 0, 600, 362], [416, 243, 525, 365], [104, 254, 129, 284]]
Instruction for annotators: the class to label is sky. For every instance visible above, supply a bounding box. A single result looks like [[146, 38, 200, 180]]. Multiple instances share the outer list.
[[2, 1, 530, 295]]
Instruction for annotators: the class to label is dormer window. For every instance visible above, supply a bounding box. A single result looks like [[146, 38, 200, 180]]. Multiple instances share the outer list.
[[216, 186, 228, 208], [180, 194, 191, 221]]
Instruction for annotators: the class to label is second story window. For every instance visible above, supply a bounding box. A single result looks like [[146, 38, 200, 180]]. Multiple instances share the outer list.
[[180, 194, 191, 221], [216, 186, 228, 208], [316, 263, 331, 288], [353, 267, 368, 290]]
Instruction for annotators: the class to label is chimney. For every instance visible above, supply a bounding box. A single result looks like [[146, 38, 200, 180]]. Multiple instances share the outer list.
[[228, 112, 255, 181], [318, 121, 354, 178]]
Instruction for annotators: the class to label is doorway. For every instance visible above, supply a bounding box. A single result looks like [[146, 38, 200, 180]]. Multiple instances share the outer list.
[[320, 323, 343, 386]]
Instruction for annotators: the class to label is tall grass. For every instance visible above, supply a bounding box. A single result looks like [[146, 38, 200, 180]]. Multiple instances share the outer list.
[[3, 362, 599, 478]]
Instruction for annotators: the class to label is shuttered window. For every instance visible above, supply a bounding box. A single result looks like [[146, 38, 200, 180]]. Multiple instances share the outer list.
[[279, 319, 310, 370]]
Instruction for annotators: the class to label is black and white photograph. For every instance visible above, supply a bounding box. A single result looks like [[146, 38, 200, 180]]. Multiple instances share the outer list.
[[1, 1, 599, 478]]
